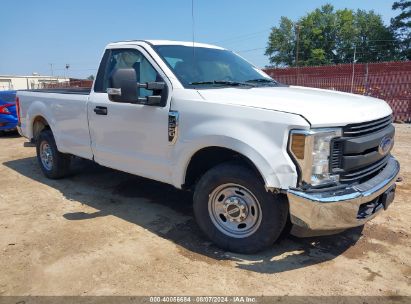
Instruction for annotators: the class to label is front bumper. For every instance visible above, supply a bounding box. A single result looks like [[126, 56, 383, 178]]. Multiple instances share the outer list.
[[287, 156, 400, 231]]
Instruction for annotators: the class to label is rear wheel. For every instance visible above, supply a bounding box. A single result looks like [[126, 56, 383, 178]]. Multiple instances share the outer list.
[[36, 130, 71, 179], [193, 162, 288, 253]]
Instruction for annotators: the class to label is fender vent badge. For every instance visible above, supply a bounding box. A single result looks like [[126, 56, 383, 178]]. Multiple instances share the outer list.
[[168, 111, 179, 144]]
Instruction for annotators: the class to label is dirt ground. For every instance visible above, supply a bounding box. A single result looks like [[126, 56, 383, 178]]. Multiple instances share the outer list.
[[0, 124, 410, 296]]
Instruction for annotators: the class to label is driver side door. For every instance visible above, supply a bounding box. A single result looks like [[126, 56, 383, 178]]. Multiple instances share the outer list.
[[88, 47, 173, 184]]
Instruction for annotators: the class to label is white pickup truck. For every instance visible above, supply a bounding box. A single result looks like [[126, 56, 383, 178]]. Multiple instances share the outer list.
[[17, 40, 400, 253]]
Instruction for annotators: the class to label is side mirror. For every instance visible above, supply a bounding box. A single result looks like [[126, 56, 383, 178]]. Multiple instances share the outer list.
[[108, 68, 138, 103], [139, 82, 168, 107], [108, 68, 168, 106], [141, 82, 166, 91]]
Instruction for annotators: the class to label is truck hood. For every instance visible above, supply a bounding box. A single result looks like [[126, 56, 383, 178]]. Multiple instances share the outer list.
[[197, 86, 392, 127]]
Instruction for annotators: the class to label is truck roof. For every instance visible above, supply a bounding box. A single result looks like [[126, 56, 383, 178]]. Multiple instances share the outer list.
[[107, 40, 225, 50]]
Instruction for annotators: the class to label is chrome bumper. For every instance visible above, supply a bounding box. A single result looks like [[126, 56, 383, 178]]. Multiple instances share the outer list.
[[287, 156, 400, 231]]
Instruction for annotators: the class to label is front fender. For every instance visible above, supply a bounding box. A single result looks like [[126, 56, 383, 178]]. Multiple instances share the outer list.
[[172, 135, 283, 190], [171, 109, 306, 190]]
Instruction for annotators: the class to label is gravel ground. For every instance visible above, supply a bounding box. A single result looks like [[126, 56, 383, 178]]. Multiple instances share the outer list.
[[0, 124, 410, 296]]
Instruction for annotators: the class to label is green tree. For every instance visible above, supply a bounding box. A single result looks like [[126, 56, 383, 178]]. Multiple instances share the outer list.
[[334, 9, 356, 63], [265, 17, 296, 66], [297, 4, 337, 66], [353, 10, 398, 62], [391, 0, 411, 59], [87, 75, 95, 80], [265, 4, 399, 66]]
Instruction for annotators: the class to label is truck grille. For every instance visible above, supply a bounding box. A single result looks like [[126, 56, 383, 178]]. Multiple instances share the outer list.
[[343, 115, 393, 137], [339, 156, 389, 184], [331, 115, 394, 184], [331, 141, 343, 169]]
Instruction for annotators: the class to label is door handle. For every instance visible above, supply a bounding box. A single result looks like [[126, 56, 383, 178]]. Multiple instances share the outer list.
[[94, 106, 107, 115]]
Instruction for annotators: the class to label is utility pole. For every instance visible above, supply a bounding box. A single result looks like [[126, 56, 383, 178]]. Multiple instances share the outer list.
[[295, 24, 301, 85], [49, 63, 54, 76], [350, 45, 357, 93], [65, 64, 70, 80], [364, 63, 369, 96], [295, 24, 301, 67]]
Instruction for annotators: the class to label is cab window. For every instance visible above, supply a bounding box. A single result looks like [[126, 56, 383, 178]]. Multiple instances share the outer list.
[[103, 49, 162, 97]]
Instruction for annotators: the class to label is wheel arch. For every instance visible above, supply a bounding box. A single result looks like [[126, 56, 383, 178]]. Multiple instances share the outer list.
[[174, 136, 284, 191], [32, 115, 52, 141], [182, 146, 265, 190], [25, 100, 57, 142]]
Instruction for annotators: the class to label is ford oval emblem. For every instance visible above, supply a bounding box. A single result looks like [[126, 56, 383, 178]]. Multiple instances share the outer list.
[[378, 136, 393, 156]]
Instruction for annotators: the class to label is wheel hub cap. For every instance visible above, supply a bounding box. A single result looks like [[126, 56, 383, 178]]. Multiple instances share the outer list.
[[40, 141, 53, 170], [208, 183, 262, 238], [224, 197, 248, 222]]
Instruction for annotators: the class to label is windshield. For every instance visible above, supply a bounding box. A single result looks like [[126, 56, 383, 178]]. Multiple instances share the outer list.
[[153, 45, 276, 88]]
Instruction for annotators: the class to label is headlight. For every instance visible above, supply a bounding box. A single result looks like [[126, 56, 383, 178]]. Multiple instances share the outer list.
[[289, 128, 342, 187]]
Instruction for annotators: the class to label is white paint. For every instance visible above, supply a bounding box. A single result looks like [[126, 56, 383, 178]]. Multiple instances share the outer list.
[[17, 40, 393, 191]]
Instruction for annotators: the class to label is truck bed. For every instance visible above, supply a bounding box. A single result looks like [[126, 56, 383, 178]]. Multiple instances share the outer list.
[[17, 88, 92, 160], [25, 88, 91, 95]]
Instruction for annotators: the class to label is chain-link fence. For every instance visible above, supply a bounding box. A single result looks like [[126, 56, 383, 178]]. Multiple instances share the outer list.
[[32, 62, 411, 122], [264, 61, 411, 122]]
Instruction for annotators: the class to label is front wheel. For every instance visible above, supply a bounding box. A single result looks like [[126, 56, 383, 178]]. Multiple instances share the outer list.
[[193, 162, 288, 254]]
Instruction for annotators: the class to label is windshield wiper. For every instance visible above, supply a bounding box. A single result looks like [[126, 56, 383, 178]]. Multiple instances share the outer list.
[[189, 80, 255, 87], [245, 78, 277, 84]]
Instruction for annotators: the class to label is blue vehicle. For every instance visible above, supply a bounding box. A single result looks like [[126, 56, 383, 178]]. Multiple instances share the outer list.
[[0, 90, 18, 134]]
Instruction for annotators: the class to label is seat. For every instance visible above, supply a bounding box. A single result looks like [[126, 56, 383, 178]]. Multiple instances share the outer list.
[[132, 62, 141, 83], [174, 61, 194, 84]]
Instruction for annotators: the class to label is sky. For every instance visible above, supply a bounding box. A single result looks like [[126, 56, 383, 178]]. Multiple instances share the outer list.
[[0, 0, 398, 78]]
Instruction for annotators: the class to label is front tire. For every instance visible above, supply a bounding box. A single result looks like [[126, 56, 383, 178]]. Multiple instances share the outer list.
[[193, 162, 288, 254], [36, 129, 71, 179]]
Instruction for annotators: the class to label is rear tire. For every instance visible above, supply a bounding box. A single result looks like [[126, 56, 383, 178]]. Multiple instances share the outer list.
[[36, 129, 71, 179], [193, 162, 288, 254]]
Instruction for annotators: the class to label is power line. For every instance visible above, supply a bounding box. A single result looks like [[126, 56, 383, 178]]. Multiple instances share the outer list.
[[215, 33, 270, 49], [236, 47, 266, 53], [213, 26, 399, 48], [212, 28, 271, 44], [52, 68, 96, 71], [236, 41, 399, 54]]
